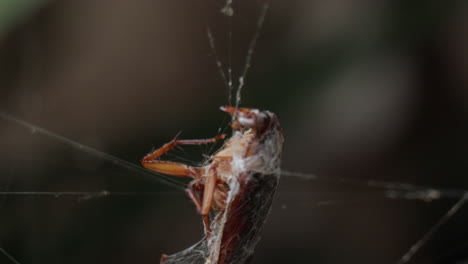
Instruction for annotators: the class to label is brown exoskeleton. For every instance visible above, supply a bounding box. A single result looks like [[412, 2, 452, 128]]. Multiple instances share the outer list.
[[142, 106, 283, 264]]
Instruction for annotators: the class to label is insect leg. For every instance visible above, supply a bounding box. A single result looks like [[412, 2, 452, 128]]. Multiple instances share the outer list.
[[141, 134, 226, 177], [185, 181, 204, 213], [198, 166, 218, 234], [186, 178, 215, 235], [202, 167, 217, 215], [142, 160, 201, 177], [142, 134, 226, 163], [160, 254, 168, 264]]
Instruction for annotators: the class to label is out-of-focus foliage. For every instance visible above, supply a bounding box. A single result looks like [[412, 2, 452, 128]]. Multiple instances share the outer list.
[[0, 0, 49, 35]]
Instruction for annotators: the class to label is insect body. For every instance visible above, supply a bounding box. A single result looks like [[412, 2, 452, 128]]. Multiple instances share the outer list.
[[142, 106, 283, 264]]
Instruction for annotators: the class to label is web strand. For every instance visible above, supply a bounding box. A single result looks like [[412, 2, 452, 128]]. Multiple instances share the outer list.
[[395, 194, 468, 264], [0, 191, 181, 202], [0, 111, 186, 191], [281, 170, 468, 202], [282, 170, 468, 263], [0, 248, 21, 264]]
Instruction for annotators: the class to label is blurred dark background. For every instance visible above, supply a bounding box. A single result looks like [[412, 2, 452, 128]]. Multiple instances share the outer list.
[[1, 0, 468, 263]]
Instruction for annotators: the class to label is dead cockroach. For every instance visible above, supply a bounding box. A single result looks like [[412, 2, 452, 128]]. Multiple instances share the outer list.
[[142, 106, 283, 264]]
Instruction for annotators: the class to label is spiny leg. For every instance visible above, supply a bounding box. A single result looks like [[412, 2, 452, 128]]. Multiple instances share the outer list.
[[142, 134, 225, 234], [142, 134, 226, 162], [141, 134, 226, 178]]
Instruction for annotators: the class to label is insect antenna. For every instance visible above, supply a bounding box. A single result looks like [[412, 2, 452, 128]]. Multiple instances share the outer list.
[[225, 0, 234, 107], [235, 1, 269, 109], [206, 27, 231, 105]]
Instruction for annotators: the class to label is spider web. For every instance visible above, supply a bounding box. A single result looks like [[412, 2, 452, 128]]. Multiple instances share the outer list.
[[0, 0, 468, 264]]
